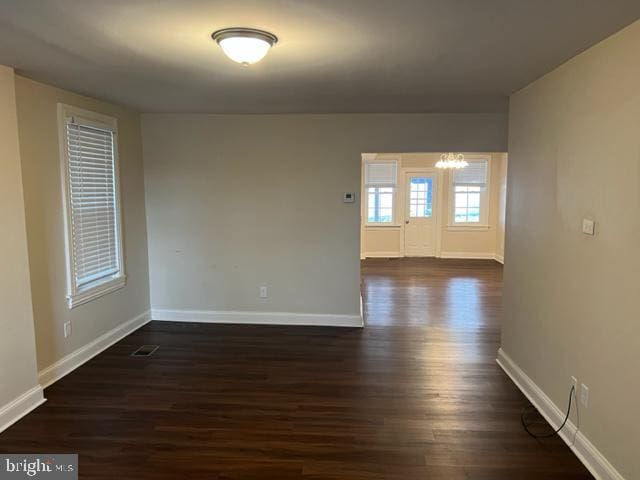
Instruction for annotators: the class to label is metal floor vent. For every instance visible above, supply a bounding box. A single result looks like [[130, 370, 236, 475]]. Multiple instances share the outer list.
[[131, 345, 159, 357]]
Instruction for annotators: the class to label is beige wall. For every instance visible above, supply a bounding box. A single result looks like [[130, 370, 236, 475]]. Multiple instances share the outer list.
[[142, 113, 507, 317], [504, 20, 640, 479], [14, 76, 150, 371], [0, 66, 41, 415], [361, 152, 507, 259]]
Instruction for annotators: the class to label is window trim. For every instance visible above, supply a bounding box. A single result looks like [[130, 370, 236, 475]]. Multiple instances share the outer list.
[[58, 104, 126, 309], [363, 158, 399, 226], [447, 156, 491, 230], [365, 186, 396, 225]]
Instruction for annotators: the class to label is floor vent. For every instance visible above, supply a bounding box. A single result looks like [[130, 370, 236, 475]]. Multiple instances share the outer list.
[[131, 345, 159, 357]]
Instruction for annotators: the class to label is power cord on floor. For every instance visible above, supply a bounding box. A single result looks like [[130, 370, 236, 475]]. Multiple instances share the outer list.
[[520, 385, 575, 439]]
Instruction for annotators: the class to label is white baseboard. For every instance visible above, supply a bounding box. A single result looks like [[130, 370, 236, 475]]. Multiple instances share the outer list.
[[439, 251, 497, 260], [152, 309, 364, 328], [363, 252, 402, 258], [38, 310, 151, 388], [0, 386, 46, 434], [364, 251, 504, 263], [497, 348, 625, 480]]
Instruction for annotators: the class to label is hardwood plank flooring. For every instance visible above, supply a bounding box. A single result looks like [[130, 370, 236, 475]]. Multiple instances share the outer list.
[[0, 258, 593, 479]]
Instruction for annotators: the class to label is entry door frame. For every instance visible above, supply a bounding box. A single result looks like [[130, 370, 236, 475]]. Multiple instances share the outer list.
[[400, 167, 444, 257]]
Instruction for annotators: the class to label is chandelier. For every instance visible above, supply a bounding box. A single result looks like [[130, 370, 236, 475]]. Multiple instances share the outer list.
[[436, 152, 468, 169]]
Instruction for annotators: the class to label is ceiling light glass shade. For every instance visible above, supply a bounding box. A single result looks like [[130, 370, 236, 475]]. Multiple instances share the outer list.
[[436, 152, 468, 169], [212, 28, 278, 65]]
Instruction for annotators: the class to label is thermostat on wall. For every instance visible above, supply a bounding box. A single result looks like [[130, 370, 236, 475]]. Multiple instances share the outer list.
[[343, 192, 355, 203]]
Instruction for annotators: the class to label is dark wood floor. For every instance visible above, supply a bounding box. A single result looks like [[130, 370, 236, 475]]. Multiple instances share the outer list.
[[0, 258, 593, 479]]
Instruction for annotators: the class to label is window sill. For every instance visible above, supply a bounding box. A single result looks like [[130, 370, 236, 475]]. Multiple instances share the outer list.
[[67, 275, 127, 309], [447, 224, 490, 232]]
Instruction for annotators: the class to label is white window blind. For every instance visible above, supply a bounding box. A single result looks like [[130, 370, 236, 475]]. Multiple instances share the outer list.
[[453, 161, 488, 186], [451, 159, 490, 226], [364, 161, 397, 187], [65, 119, 120, 290]]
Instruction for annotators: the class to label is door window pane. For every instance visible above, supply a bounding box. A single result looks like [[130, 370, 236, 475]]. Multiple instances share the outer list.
[[408, 177, 432, 218]]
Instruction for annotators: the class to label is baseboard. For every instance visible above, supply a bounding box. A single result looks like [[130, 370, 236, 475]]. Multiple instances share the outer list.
[[439, 251, 496, 260], [152, 309, 364, 328], [497, 348, 625, 480], [363, 252, 402, 258], [38, 310, 151, 388], [364, 252, 504, 263], [0, 386, 46, 434]]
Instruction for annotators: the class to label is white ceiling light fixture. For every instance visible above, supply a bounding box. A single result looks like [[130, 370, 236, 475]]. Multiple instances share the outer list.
[[211, 27, 278, 66], [436, 152, 468, 169]]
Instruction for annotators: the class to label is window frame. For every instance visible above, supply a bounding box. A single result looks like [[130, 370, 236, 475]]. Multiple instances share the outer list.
[[58, 104, 126, 309], [448, 156, 491, 231], [363, 159, 399, 226], [366, 186, 395, 224]]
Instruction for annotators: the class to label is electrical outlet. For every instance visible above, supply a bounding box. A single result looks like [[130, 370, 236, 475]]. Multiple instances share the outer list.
[[259, 286, 268, 298], [63, 321, 72, 338], [570, 376, 578, 392], [582, 218, 595, 236], [580, 383, 589, 407]]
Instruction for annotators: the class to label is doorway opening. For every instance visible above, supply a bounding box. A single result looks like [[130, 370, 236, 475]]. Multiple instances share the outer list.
[[360, 152, 507, 262]]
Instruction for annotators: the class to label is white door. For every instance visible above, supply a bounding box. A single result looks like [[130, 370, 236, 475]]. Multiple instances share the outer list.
[[404, 172, 437, 256]]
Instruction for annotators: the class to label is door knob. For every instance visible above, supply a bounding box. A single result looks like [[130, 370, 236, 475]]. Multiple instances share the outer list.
[[405, 220, 409, 224]]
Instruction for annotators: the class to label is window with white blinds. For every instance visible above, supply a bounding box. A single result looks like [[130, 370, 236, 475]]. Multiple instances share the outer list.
[[450, 159, 490, 226], [364, 161, 398, 224], [59, 105, 125, 308]]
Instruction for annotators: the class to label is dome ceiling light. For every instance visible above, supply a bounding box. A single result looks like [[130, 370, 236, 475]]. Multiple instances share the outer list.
[[211, 27, 278, 66]]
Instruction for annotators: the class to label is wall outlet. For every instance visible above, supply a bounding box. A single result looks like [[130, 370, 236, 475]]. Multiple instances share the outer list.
[[582, 218, 595, 236], [580, 383, 589, 407], [259, 286, 268, 298], [570, 376, 578, 392], [63, 321, 72, 338]]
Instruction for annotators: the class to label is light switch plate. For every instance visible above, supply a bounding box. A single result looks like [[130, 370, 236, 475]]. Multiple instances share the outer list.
[[63, 321, 72, 338], [582, 218, 595, 236]]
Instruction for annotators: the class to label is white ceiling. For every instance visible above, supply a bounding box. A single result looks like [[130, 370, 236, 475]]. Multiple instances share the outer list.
[[1, 0, 639, 113]]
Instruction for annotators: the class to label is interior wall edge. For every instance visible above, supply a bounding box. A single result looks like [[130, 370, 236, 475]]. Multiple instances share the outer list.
[[502, 18, 640, 478], [0, 64, 42, 430]]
